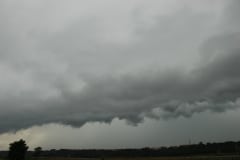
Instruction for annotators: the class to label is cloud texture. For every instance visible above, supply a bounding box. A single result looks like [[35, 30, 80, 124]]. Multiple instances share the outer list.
[[0, 0, 240, 133]]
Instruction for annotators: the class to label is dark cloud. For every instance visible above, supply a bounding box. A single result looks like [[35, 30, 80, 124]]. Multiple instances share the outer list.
[[1, 46, 240, 133], [0, 0, 240, 133]]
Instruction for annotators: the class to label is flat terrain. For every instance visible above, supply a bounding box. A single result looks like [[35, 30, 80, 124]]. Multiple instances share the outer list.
[[32, 156, 240, 160]]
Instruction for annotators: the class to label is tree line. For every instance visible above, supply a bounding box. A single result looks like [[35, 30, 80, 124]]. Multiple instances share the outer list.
[[0, 140, 240, 159]]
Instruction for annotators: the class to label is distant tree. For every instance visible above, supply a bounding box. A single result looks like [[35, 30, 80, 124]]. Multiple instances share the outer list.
[[8, 139, 28, 160], [33, 147, 42, 157]]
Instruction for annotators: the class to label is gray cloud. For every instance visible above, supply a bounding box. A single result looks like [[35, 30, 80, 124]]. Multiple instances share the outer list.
[[0, 0, 240, 133], [222, 0, 240, 31], [1, 47, 240, 133]]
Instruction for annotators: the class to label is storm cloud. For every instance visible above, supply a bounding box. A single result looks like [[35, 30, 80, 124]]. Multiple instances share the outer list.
[[0, 0, 240, 133]]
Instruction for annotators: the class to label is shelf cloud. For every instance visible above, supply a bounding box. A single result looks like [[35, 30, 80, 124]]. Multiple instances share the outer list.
[[0, 0, 239, 133]]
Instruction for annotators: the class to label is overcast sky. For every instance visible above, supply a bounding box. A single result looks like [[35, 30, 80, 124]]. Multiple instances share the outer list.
[[0, 0, 240, 150]]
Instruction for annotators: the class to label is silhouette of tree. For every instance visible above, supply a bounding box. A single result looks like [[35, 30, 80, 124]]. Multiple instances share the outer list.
[[33, 147, 42, 157], [8, 139, 28, 160]]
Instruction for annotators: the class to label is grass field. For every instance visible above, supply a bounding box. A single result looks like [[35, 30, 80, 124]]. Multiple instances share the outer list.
[[31, 156, 240, 160]]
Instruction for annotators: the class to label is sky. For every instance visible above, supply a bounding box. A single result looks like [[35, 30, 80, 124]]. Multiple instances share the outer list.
[[0, 0, 240, 150]]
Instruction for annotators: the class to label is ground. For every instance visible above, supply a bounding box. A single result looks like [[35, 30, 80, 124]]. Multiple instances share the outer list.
[[30, 156, 240, 160]]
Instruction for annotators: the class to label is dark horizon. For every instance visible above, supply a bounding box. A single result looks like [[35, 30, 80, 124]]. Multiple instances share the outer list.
[[1, 140, 240, 158], [0, 0, 240, 150], [1, 139, 240, 151]]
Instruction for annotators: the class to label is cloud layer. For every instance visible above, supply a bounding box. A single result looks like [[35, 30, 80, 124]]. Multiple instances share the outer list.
[[0, 0, 239, 133]]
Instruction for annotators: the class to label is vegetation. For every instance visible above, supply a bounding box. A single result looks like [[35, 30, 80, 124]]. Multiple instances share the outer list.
[[0, 140, 239, 160], [8, 139, 28, 160], [31, 141, 240, 158], [33, 147, 42, 157]]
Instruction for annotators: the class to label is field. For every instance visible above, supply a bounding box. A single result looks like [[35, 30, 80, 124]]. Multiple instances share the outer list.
[[1, 155, 240, 160], [31, 156, 240, 160]]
